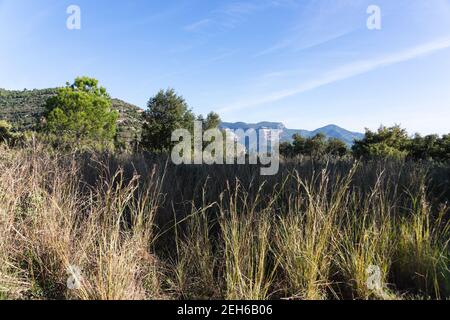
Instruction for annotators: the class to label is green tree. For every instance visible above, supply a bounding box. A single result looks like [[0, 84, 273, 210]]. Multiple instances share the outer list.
[[203, 112, 221, 130], [141, 89, 195, 152], [304, 133, 327, 157], [434, 134, 450, 161], [352, 125, 409, 159], [0, 120, 24, 146], [326, 138, 349, 156], [407, 133, 450, 161], [44, 77, 118, 148], [409, 134, 439, 160], [0, 120, 14, 144], [280, 141, 295, 158], [283, 133, 348, 158], [292, 134, 307, 155]]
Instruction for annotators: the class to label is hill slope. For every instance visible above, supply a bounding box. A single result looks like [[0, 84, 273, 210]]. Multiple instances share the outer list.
[[0, 88, 57, 130], [0, 88, 144, 144]]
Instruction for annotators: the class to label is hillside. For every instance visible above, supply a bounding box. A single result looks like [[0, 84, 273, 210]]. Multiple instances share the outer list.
[[0, 88, 57, 130], [221, 122, 364, 145], [0, 88, 144, 144]]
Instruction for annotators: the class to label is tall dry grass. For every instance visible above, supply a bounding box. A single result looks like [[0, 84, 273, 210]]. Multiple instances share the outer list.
[[0, 145, 164, 300], [0, 144, 449, 300], [273, 168, 352, 300], [334, 171, 395, 299], [218, 181, 276, 300], [393, 184, 450, 298]]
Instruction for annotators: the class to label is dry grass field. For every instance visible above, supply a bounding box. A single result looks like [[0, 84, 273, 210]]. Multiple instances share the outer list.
[[0, 144, 449, 300]]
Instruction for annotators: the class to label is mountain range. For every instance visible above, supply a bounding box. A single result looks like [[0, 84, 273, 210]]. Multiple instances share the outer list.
[[0, 88, 364, 145], [221, 122, 364, 146]]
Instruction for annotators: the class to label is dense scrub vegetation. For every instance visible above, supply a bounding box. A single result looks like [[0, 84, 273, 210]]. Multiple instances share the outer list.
[[280, 126, 450, 161], [0, 88, 57, 130]]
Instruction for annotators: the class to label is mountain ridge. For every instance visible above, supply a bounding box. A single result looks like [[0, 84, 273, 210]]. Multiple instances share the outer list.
[[221, 122, 364, 145]]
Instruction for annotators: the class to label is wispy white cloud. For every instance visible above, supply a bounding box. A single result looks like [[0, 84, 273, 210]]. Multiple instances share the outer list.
[[219, 37, 450, 112], [222, 1, 262, 15], [184, 18, 212, 32], [254, 0, 369, 57], [184, 0, 297, 33], [255, 29, 355, 57], [136, 49, 239, 87], [222, 0, 298, 16]]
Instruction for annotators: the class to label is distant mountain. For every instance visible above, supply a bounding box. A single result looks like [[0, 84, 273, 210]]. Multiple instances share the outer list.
[[221, 122, 364, 145], [0, 88, 144, 144]]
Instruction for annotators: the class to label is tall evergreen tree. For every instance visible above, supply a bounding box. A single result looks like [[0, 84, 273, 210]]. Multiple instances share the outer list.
[[141, 89, 195, 152], [44, 77, 118, 148]]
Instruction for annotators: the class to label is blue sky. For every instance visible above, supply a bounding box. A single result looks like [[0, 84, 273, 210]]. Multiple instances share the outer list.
[[1, 0, 450, 134]]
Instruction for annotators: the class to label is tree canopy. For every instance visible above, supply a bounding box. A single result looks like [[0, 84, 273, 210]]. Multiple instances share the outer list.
[[141, 89, 221, 153], [0, 120, 15, 144], [280, 125, 449, 162], [141, 89, 195, 152], [351, 125, 449, 161], [44, 77, 118, 148], [280, 133, 349, 158], [352, 125, 409, 159]]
